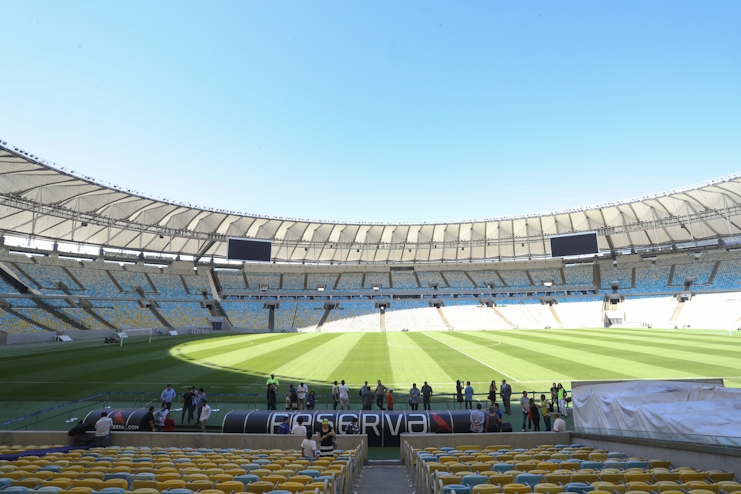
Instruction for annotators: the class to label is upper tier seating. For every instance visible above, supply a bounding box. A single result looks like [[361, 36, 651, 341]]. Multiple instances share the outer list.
[[529, 268, 563, 286], [469, 271, 505, 288], [498, 270, 533, 287], [563, 265, 594, 285], [364, 272, 389, 289], [281, 274, 305, 290], [215, 271, 246, 291], [307, 273, 338, 291], [392, 271, 419, 290], [67, 266, 123, 297], [110, 270, 155, 294], [157, 302, 211, 328], [710, 260, 741, 290], [335, 273, 363, 291], [91, 301, 164, 329], [245, 272, 280, 290], [671, 261, 715, 286], [149, 273, 192, 298], [417, 271, 448, 289], [444, 271, 476, 289]]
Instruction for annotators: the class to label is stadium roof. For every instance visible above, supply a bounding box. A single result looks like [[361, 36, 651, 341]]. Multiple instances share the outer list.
[[2, 140, 741, 264]]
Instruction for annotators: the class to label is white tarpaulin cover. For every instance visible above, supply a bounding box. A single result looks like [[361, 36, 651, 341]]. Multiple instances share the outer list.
[[572, 380, 741, 443]]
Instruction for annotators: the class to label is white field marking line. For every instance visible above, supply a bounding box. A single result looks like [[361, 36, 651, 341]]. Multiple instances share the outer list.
[[421, 332, 520, 383], [387, 340, 501, 349]]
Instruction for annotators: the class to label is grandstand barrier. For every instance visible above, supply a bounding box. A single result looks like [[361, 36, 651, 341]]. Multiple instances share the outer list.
[[4, 328, 117, 345], [0, 429, 368, 461]]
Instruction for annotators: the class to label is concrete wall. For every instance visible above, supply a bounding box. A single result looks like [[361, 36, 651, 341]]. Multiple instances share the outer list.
[[5, 332, 56, 345], [400, 432, 572, 462], [0, 431, 368, 462], [572, 433, 741, 478]]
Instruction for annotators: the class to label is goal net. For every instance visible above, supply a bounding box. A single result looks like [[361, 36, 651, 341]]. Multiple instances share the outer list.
[[118, 328, 153, 346]]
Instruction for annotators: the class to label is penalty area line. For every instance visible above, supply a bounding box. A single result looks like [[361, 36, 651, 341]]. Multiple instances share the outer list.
[[421, 332, 520, 383]]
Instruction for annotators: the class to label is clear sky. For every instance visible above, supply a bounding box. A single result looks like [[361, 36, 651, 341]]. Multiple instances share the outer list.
[[1, 1, 739, 223]]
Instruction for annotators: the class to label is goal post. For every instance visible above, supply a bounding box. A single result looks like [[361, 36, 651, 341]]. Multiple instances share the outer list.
[[118, 328, 153, 346]]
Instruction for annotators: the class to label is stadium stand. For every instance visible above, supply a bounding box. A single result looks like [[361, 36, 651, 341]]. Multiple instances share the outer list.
[[529, 267, 563, 286], [91, 301, 164, 329], [385, 300, 447, 331], [12, 308, 78, 332], [0, 310, 45, 332], [443, 271, 476, 289], [563, 264, 594, 285], [407, 441, 737, 494], [0, 444, 361, 494], [600, 263, 636, 290], [335, 273, 363, 291], [149, 273, 192, 298], [221, 301, 269, 329], [291, 301, 325, 330], [363, 272, 389, 289], [671, 261, 715, 286], [307, 273, 338, 291], [391, 271, 419, 289], [157, 302, 211, 328], [110, 270, 155, 294], [321, 302, 379, 331], [674, 292, 741, 329], [67, 265, 123, 297], [498, 270, 533, 287], [441, 300, 512, 330], [183, 273, 212, 296], [556, 298, 605, 328], [710, 260, 741, 290], [469, 270, 505, 288], [417, 271, 448, 289], [245, 272, 280, 290], [281, 273, 305, 290], [273, 301, 298, 330], [216, 271, 247, 291]]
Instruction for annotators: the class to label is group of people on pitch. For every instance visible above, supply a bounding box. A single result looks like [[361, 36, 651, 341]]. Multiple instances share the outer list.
[[157, 384, 212, 432]]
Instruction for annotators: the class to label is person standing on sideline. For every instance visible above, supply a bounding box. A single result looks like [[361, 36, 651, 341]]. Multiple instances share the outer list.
[[181, 387, 195, 424], [520, 391, 530, 432], [362, 386, 374, 410], [552, 413, 567, 432], [501, 380, 512, 415], [297, 382, 308, 410], [470, 403, 486, 433], [199, 399, 211, 433], [289, 384, 298, 410], [529, 397, 541, 432], [456, 380, 464, 409], [550, 382, 558, 404], [155, 405, 168, 432], [421, 381, 433, 410], [306, 390, 316, 410], [160, 384, 176, 410], [557, 383, 568, 417], [164, 412, 175, 432], [267, 384, 277, 410], [95, 411, 113, 447], [266, 373, 280, 387], [464, 381, 474, 409], [375, 380, 388, 410], [486, 404, 503, 433], [196, 388, 207, 421], [345, 417, 360, 434], [488, 380, 498, 408], [541, 394, 552, 431], [332, 381, 339, 410], [409, 383, 421, 410], [339, 380, 350, 410], [386, 388, 395, 410], [140, 406, 156, 432]]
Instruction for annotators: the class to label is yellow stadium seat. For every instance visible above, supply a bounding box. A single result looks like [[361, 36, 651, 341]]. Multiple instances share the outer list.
[[489, 474, 516, 486], [102, 479, 130, 490], [262, 475, 287, 485], [534, 483, 563, 494], [12, 478, 43, 488], [503, 483, 532, 494], [246, 481, 276, 494], [249, 469, 271, 479], [707, 472, 736, 482], [41, 479, 73, 489], [625, 473, 652, 483], [276, 482, 306, 493], [72, 479, 104, 490], [473, 486, 503, 494], [680, 472, 709, 483], [156, 480, 186, 492], [290, 475, 313, 485], [213, 480, 246, 494], [65, 488, 93, 494], [133, 480, 159, 490]]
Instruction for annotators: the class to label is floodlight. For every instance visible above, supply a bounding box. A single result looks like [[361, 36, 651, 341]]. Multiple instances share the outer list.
[[317, 287, 325, 292]]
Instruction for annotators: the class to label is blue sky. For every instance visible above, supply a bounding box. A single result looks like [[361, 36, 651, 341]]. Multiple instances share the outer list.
[[1, 1, 739, 223]]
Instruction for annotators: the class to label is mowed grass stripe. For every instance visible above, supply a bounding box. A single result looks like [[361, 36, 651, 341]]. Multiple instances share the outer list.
[[547, 328, 741, 355], [545, 329, 741, 362], [468, 330, 697, 382], [446, 331, 635, 382], [404, 332, 512, 388], [385, 332, 453, 389], [273, 332, 364, 386], [501, 330, 740, 378], [329, 333, 394, 386], [177, 333, 307, 367]]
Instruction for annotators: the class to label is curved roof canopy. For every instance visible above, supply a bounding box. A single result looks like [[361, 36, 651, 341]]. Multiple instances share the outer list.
[[2, 141, 741, 264]]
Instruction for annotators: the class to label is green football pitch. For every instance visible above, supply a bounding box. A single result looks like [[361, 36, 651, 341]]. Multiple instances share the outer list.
[[1, 328, 739, 430]]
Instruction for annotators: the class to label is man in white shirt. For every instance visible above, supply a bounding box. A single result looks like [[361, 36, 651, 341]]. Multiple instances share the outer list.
[[552, 413, 567, 432], [297, 383, 308, 410], [520, 391, 530, 432], [199, 399, 212, 433], [291, 416, 307, 435], [300, 429, 317, 458], [154, 405, 168, 432], [470, 403, 485, 433], [95, 411, 113, 447], [339, 380, 350, 410], [160, 384, 176, 409]]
